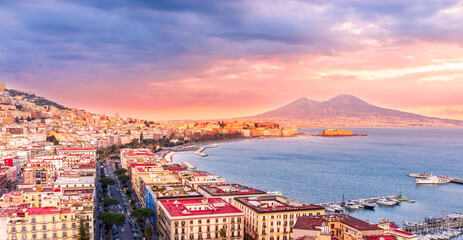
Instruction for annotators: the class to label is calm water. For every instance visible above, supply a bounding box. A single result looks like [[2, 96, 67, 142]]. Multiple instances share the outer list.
[[173, 128, 463, 229]]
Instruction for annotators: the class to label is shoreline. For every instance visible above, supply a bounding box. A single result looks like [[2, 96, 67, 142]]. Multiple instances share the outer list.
[[162, 135, 303, 162]]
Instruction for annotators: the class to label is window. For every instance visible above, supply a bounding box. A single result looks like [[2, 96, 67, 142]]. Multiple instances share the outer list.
[[63, 232, 67, 237], [21, 226, 26, 232], [32, 226, 36, 231], [11, 226, 17, 233], [42, 233, 47, 239]]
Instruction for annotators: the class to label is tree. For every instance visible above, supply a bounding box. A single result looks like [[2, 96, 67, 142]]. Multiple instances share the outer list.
[[131, 208, 155, 223], [98, 212, 126, 226], [144, 226, 154, 239], [77, 217, 91, 240], [103, 197, 120, 206], [110, 155, 120, 160], [220, 227, 227, 239], [114, 168, 127, 175], [140, 132, 144, 143], [99, 177, 116, 186], [117, 174, 129, 183]]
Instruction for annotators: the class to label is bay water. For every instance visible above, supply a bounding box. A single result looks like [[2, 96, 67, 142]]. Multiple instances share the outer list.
[[173, 128, 463, 230]]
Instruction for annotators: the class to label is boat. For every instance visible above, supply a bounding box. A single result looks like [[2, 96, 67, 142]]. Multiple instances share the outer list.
[[324, 206, 336, 212], [267, 191, 283, 196], [360, 201, 376, 210], [330, 204, 344, 213], [376, 198, 397, 206], [344, 202, 360, 210], [416, 175, 450, 184]]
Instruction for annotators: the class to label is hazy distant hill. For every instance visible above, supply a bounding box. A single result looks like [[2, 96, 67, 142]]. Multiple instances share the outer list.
[[245, 94, 463, 127]]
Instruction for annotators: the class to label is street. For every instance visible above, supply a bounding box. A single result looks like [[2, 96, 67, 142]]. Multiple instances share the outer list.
[[95, 160, 141, 240]]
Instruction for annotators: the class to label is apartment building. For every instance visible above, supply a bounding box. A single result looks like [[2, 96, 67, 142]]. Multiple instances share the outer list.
[[7, 207, 79, 240], [233, 195, 325, 240], [157, 198, 244, 240]]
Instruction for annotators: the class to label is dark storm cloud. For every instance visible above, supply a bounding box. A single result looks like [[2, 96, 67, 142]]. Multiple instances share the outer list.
[[1, 0, 463, 83]]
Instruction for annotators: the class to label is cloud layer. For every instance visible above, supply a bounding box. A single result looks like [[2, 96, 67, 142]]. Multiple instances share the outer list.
[[1, 0, 463, 120]]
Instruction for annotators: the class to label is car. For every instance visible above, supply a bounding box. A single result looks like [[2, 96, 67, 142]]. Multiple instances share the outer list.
[[121, 228, 125, 233]]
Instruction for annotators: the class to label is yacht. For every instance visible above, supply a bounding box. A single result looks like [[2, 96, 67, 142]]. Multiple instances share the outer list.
[[416, 175, 450, 184], [344, 202, 360, 210], [359, 201, 376, 210], [330, 204, 344, 212], [376, 198, 397, 206]]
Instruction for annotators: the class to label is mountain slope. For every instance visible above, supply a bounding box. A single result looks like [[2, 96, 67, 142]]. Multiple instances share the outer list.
[[246, 94, 463, 127]]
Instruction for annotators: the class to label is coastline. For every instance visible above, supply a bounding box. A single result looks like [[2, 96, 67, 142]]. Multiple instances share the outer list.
[[162, 135, 303, 162]]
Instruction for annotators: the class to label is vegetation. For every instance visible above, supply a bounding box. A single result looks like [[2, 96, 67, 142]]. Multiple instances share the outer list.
[[144, 226, 154, 239], [131, 208, 155, 223], [110, 155, 120, 160], [98, 212, 126, 226], [117, 174, 129, 183], [114, 168, 128, 175], [220, 227, 227, 238], [103, 197, 119, 206], [46, 135, 59, 145], [77, 217, 91, 240], [7, 89, 68, 110], [99, 177, 116, 186]]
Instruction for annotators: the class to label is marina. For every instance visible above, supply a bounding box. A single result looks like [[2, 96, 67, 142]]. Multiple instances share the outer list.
[[403, 213, 463, 240], [319, 195, 414, 212]]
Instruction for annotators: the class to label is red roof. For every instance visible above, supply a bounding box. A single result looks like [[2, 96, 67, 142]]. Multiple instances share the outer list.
[[58, 148, 96, 151], [26, 207, 74, 215], [159, 198, 243, 218]]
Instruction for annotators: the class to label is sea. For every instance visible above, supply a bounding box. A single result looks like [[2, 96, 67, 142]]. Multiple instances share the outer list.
[[173, 128, 463, 233]]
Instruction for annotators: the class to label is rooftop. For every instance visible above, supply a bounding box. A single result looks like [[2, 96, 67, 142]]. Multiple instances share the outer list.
[[235, 195, 324, 213], [335, 214, 383, 231], [198, 184, 267, 197], [26, 207, 75, 215], [150, 185, 202, 199], [55, 176, 95, 185], [294, 216, 326, 231], [159, 198, 243, 218]]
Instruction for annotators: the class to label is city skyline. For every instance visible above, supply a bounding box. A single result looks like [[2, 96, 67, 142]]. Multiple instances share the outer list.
[[2, 1, 463, 120]]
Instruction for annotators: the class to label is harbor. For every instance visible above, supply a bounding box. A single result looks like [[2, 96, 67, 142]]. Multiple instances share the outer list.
[[402, 213, 463, 240], [319, 195, 415, 212], [408, 173, 463, 185]]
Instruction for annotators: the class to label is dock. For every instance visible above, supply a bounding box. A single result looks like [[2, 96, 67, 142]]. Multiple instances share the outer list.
[[408, 173, 463, 185], [403, 213, 463, 233], [319, 195, 412, 207]]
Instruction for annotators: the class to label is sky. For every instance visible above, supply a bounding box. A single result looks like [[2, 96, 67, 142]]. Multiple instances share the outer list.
[[1, 0, 463, 120]]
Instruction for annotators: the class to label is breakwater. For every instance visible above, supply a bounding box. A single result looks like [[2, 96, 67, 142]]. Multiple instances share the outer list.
[[193, 144, 218, 157], [408, 173, 463, 185]]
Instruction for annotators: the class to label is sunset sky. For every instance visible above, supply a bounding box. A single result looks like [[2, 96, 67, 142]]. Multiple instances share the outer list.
[[2, 1, 463, 120]]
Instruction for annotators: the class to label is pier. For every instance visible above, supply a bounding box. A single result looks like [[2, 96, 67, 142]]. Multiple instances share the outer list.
[[319, 195, 411, 206], [403, 213, 463, 233], [408, 173, 463, 185]]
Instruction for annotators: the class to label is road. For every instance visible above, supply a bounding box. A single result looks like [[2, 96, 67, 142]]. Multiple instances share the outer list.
[[106, 161, 139, 240], [95, 160, 140, 240]]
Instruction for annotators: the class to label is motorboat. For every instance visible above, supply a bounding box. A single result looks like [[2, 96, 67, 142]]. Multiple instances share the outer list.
[[359, 201, 375, 210], [330, 204, 344, 213], [377, 198, 397, 206], [344, 202, 360, 210]]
